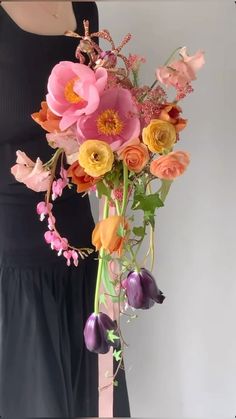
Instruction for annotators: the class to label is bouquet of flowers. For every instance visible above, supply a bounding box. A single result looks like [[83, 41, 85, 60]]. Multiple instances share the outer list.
[[11, 20, 205, 388]]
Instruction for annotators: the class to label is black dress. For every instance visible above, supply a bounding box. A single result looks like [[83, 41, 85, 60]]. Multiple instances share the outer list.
[[0, 2, 131, 416]]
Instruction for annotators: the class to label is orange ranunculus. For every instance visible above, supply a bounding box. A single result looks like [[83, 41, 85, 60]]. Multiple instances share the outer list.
[[92, 215, 129, 256], [150, 151, 190, 180], [118, 138, 150, 173], [67, 161, 99, 193], [31, 101, 61, 133], [159, 103, 188, 133]]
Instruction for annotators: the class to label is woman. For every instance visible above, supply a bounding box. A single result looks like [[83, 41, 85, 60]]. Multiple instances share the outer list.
[[0, 1, 131, 416]]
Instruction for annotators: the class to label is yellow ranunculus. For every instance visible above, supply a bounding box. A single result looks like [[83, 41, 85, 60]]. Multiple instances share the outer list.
[[78, 140, 114, 177], [142, 119, 176, 154]]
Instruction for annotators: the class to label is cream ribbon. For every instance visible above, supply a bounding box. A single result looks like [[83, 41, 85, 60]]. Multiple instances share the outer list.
[[98, 200, 120, 417]]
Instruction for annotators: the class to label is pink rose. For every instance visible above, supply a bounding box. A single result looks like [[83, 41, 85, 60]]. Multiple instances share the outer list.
[[150, 151, 190, 180], [156, 47, 205, 89], [11, 151, 51, 192]]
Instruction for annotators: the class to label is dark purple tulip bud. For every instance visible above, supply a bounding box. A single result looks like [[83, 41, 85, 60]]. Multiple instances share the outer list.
[[84, 312, 120, 354], [122, 268, 165, 310]]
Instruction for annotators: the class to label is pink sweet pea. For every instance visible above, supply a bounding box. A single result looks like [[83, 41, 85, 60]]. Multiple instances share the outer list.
[[46, 61, 108, 131], [46, 126, 80, 156], [11, 151, 51, 192], [156, 47, 205, 89], [76, 87, 140, 151]]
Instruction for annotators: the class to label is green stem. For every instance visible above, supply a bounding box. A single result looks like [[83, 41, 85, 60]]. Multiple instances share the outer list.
[[94, 197, 109, 315], [121, 163, 129, 216], [139, 46, 183, 102], [115, 199, 121, 216]]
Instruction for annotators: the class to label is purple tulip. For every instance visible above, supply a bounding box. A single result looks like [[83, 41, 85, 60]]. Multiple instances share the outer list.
[[84, 312, 120, 354], [122, 268, 165, 310]]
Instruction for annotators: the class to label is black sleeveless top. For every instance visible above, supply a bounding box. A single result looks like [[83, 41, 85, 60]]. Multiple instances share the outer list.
[[0, 2, 99, 267]]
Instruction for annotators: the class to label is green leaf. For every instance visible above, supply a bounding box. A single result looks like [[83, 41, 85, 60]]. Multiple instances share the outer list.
[[96, 181, 111, 199], [113, 349, 123, 362], [133, 226, 146, 238], [117, 223, 127, 238], [107, 330, 120, 343], [144, 210, 155, 229], [99, 293, 108, 308], [159, 179, 173, 202], [132, 193, 164, 212]]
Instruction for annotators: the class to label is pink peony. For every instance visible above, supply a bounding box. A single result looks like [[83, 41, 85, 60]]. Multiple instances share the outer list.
[[46, 61, 108, 131], [11, 151, 51, 192], [156, 47, 205, 89], [76, 87, 141, 151]]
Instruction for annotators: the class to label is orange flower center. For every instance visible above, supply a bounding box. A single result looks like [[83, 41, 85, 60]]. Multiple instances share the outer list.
[[96, 109, 123, 136], [64, 77, 83, 104]]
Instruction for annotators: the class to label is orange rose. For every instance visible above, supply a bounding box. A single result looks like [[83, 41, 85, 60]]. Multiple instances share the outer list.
[[150, 151, 190, 180], [159, 103, 188, 133], [118, 139, 149, 173], [67, 161, 99, 193], [31, 101, 61, 133], [92, 215, 129, 256]]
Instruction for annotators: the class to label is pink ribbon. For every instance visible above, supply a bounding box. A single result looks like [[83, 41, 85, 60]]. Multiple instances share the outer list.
[[98, 200, 119, 417]]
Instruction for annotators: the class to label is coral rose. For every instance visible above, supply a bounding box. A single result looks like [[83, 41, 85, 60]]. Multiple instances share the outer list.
[[150, 151, 190, 180], [78, 140, 114, 177], [11, 151, 51, 192], [118, 138, 149, 173], [31, 101, 61, 133], [67, 161, 99, 193], [92, 215, 129, 256], [142, 119, 176, 154], [159, 103, 187, 133]]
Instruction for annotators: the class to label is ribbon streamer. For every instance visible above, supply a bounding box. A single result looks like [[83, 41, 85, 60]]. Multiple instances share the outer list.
[[98, 199, 119, 417]]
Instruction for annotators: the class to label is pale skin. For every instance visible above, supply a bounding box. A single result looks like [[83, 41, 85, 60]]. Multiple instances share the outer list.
[[0, 1, 77, 35]]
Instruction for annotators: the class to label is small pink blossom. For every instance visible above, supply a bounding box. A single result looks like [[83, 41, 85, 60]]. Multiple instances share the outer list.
[[46, 61, 108, 131], [127, 54, 146, 72], [11, 151, 51, 192], [44, 230, 68, 255], [36, 201, 53, 221], [52, 178, 67, 200], [63, 250, 79, 266], [48, 213, 56, 230], [156, 47, 205, 89]]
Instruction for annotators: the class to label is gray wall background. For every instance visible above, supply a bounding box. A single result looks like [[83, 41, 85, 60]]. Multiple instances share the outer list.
[[90, 1, 236, 416]]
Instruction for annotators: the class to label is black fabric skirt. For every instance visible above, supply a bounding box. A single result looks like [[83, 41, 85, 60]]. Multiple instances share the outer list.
[[0, 256, 131, 417]]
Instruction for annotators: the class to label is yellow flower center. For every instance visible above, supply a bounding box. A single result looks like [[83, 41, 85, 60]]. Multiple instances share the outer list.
[[96, 109, 123, 136], [64, 77, 83, 104]]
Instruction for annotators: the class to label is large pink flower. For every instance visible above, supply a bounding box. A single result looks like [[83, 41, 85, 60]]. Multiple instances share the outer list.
[[156, 47, 205, 89], [46, 61, 108, 131], [11, 151, 51, 192], [76, 87, 141, 151]]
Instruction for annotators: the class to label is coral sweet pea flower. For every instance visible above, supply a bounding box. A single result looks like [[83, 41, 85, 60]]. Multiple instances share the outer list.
[[11, 151, 51, 192], [122, 268, 165, 310], [156, 47, 205, 89], [92, 215, 129, 256]]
